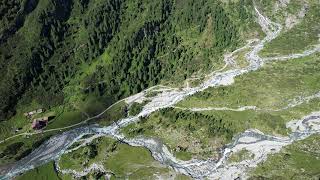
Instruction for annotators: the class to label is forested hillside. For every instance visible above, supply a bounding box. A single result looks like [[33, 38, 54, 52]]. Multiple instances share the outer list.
[[0, 0, 259, 122], [2, 0, 320, 179]]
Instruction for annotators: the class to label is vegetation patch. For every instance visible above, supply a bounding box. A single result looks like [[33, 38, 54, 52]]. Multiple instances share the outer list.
[[233, 48, 251, 68], [123, 108, 239, 160], [0, 132, 55, 164], [96, 101, 128, 126], [228, 149, 254, 163], [178, 53, 320, 110], [58, 137, 188, 179], [16, 161, 71, 180], [122, 97, 320, 160], [45, 111, 86, 130], [0, 0, 263, 126], [260, 4, 320, 57], [16, 162, 60, 180], [128, 101, 149, 116], [0, 0, 263, 168], [249, 135, 320, 180]]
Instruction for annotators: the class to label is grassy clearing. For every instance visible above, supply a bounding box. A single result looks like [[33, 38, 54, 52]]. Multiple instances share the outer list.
[[106, 143, 190, 179], [45, 111, 86, 130], [96, 101, 128, 126], [249, 134, 320, 180], [175, 151, 193, 161], [46, 97, 128, 129], [260, 5, 320, 57], [178, 53, 320, 110], [0, 106, 95, 165], [59, 137, 189, 179], [59, 138, 109, 171], [0, 96, 127, 166], [16, 161, 74, 180], [0, 96, 96, 140], [16, 161, 60, 180], [105, 144, 167, 177], [0, 101, 64, 140]]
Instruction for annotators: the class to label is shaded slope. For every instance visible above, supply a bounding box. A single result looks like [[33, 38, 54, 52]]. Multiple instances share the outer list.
[[0, 0, 258, 123]]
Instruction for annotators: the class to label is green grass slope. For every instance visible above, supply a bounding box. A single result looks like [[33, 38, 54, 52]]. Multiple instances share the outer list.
[[178, 53, 320, 110], [260, 4, 320, 57], [58, 137, 191, 179], [16, 162, 60, 180], [249, 135, 320, 180]]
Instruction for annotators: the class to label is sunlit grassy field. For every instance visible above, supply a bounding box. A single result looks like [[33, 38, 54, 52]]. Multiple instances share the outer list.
[[249, 134, 320, 179]]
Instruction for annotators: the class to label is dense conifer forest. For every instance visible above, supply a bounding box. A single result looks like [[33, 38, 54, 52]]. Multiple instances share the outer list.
[[0, 0, 256, 122]]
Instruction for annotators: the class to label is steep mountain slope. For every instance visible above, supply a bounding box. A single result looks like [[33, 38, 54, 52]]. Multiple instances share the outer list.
[[0, 0, 258, 123], [0, 0, 259, 170], [0, 0, 319, 179]]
